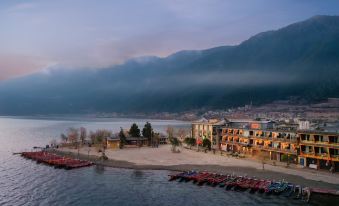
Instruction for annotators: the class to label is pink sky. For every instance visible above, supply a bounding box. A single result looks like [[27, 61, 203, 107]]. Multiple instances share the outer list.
[[1, 0, 338, 80]]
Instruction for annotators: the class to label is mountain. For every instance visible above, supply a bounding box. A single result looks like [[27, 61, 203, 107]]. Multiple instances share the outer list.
[[0, 15, 339, 115]]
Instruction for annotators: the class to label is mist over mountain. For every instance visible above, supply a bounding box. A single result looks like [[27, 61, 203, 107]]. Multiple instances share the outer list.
[[0, 15, 338, 115]]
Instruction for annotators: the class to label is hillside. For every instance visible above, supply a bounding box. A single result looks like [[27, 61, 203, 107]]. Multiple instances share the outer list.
[[0, 15, 338, 115]]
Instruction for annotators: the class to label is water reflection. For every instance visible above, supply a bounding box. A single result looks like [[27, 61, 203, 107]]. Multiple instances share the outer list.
[[132, 170, 144, 178], [94, 165, 105, 174]]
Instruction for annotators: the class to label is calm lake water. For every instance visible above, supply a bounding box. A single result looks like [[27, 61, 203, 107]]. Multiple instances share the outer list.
[[0, 116, 328, 206]]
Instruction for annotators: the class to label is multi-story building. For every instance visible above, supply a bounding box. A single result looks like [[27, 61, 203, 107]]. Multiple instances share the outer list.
[[220, 126, 298, 164], [298, 131, 339, 170], [191, 118, 225, 148], [191, 118, 339, 172]]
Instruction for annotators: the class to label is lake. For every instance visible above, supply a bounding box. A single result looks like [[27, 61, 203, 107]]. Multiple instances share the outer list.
[[0, 116, 321, 205]]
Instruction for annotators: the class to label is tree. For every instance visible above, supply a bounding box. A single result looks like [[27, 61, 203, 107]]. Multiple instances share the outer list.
[[89, 131, 96, 144], [50, 139, 57, 147], [184, 137, 196, 149], [67, 128, 79, 148], [142, 122, 153, 146], [87, 129, 111, 152], [60, 133, 68, 143], [202, 138, 211, 150], [129, 123, 140, 137], [79, 127, 87, 144], [167, 126, 180, 152], [119, 127, 127, 149], [153, 132, 160, 147], [257, 150, 269, 170], [177, 128, 188, 141], [169, 137, 181, 153], [93, 129, 111, 144], [166, 126, 175, 139]]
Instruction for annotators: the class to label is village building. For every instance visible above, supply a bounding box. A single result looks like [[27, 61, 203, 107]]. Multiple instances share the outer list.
[[191, 118, 226, 148], [125, 137, 149, 147], [220, 126, 298, 164], [106, 137, 120, 149], [298, 131, 339, 171], [106, 137, 149, 148], [191, 118, 339, 172]]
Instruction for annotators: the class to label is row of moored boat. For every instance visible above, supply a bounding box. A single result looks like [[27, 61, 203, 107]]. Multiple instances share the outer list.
[[21, 151, 93, 170], [168, 171, 338, 202]]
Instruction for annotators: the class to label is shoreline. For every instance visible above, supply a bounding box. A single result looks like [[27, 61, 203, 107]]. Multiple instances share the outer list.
[[52, 148, 339, 190]]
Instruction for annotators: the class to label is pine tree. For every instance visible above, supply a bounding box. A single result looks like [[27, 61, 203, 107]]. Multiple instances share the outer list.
[[142, 122, 153, 145], [129, 123, 140, 137], [119, 127, 126, 149]]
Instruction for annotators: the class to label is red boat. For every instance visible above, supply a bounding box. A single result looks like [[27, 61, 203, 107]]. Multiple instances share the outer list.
[[211, 175, 230, 186], [196, 173, 215, 185], [258, 180, 272, 193], [192, 172, 210, 183], [249, 179, 266, 192], [236, 178, 260, 191], [206, 174, 223, 185], [21, 151, 93, 170], [225, 176, 243, 190]]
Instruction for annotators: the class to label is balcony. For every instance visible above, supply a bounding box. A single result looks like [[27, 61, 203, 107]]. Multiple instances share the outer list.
[[299, 152, 328, 159], [238, 142, 250, 146], [256, 136, 270, 140], [315, 153, 330, 158], [331, 155, 339, 161], [328, 141, 339, 147], [300, 141, 339, 149], [281, 149, 298, 155], [300, 140, 316, 144]]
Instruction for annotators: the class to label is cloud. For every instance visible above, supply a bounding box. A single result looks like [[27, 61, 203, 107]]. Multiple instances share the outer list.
[[6, 2, 36, 14], [0, 54, 52, 80], [0, 1, 338, 81], [148, 71, 299, 91]]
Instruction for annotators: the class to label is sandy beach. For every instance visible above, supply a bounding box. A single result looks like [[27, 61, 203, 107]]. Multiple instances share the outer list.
[[55, 145, 339, 190]]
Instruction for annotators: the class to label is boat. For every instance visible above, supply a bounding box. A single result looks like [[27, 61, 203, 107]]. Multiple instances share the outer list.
[[281, 184, 295, 197], [225, 176, 243, 190], [167, 170, 338, 203], [192, 172, 211, 184], [197, 173, 215, 186], [211, 175, 230, 187], [272, 181, 289, 195], [236, 178, 260, 191], [168, 171, 186, 181], [179, 171, 198, 182], [206, 174, 223, 185], [21, 151, 93, 170]]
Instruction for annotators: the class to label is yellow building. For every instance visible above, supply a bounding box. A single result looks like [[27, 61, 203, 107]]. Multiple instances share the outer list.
[[298, 131, 339, 171], [220, 127, 298, 163], [192, 118, 339, 172], [106, 137, 120, 149]]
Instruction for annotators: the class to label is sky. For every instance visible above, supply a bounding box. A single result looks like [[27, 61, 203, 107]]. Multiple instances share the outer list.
[[0, 0, 339, 80]]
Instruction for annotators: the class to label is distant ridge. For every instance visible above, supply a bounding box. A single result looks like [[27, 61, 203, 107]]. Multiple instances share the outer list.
[[0, 15, 339, 115]]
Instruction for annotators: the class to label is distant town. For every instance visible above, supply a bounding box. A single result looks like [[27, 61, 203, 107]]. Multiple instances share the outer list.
[[94, 98, 339, 132]]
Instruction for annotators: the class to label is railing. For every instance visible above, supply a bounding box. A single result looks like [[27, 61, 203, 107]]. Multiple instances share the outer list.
[[331, 155, 339, 161], [300, 152, 331, 160], [300, 140, 316, 145], [300, 141, 339, 148], [281, 149, 298, 154], [238, 142, 250, 146], [258, 146, 298, 154], [327, 142, 339, 149], [315, 153, 330, 158]]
